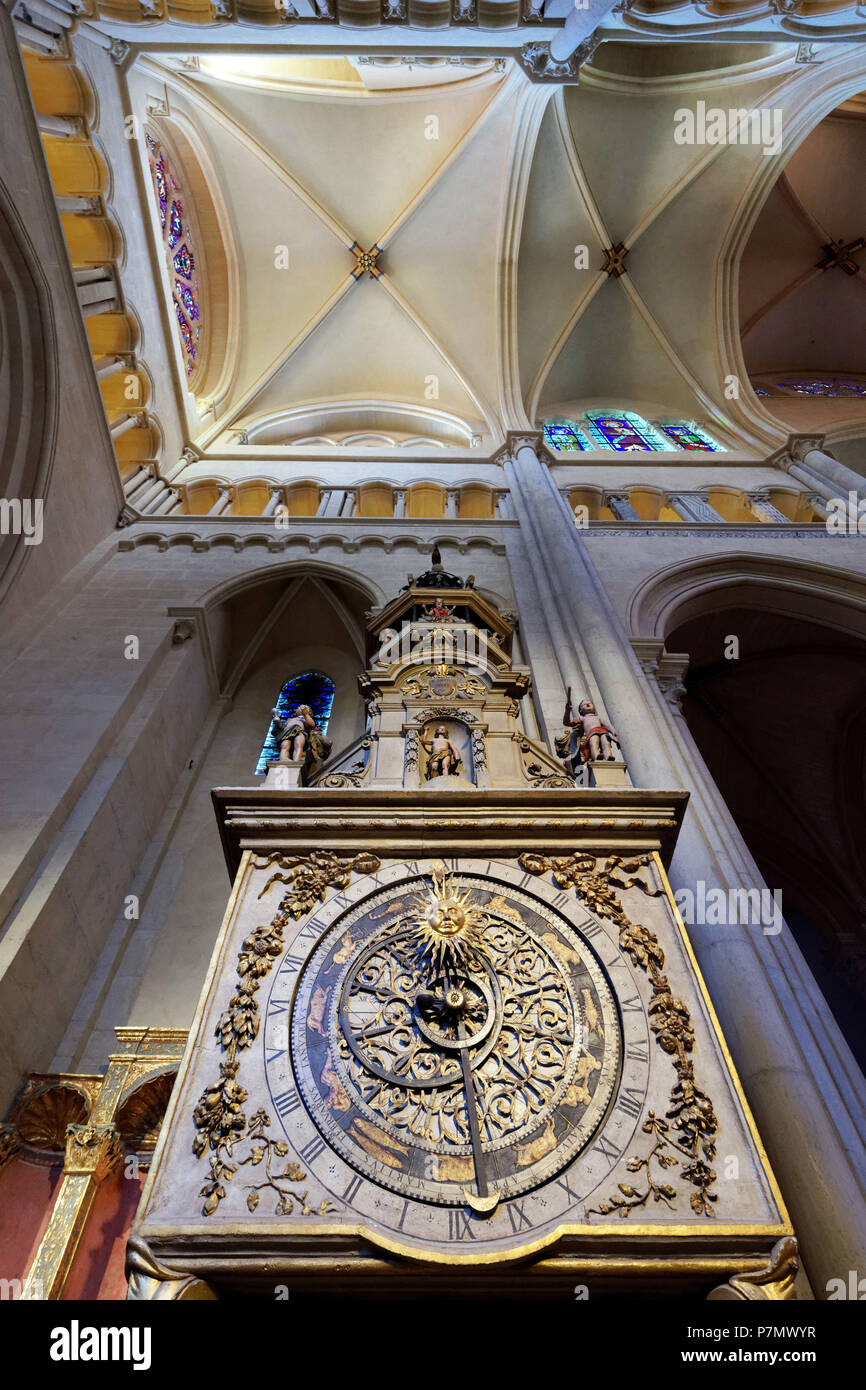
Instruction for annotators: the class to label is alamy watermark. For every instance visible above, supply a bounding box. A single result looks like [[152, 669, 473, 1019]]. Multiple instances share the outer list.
[[825, 491, 866, 535], [674, 882, 783, 936], [377, 622, 488, 668], [674, 101, 783, 157], [0, 498, 43, 546]]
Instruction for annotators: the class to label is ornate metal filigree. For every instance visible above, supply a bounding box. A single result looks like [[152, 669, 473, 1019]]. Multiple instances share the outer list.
[[336, 909, 580, 1153], [192, 852, 380, 1215], [518, 852, 719, 1218]]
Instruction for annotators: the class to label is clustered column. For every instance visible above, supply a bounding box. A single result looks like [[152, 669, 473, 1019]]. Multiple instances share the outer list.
[[504, 431, 866, 1296]]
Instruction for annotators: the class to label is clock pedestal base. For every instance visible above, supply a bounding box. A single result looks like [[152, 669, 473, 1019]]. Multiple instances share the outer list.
[[128, 788, 794, 1299]]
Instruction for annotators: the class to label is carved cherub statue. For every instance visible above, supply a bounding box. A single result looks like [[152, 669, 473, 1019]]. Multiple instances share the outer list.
[[561, 688, 620, 763], [270, 704, 332, 767], [421, 724, 462, 779]]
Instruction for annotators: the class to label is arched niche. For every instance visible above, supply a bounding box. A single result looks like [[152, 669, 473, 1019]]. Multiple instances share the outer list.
[[121, 565, 377, 1033]]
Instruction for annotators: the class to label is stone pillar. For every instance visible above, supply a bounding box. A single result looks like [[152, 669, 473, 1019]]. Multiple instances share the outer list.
[[606, 491, 642, 522], [500, 433, 866, 1294], [132, 475, 167, 512], [206, 486, 234, 518], [749, 494, 792, 524], [262, 486, 282, 518], [775, 434, 866, 513], [125, 465, 155, 504], [669, 493, 725, 523], [319, 489, 342, 517]]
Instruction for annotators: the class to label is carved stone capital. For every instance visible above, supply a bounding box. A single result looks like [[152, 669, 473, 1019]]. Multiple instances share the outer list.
[[0, 1124, 20, 1173], [707, 1237, 800, 1301], [64, 1124, 123, 1184], [126, 1233, 217, 1301], [108, 39, 131, 67], [518, 33, 601, 84], [630, 637, 665, 677], [769, 433, 826, 471]]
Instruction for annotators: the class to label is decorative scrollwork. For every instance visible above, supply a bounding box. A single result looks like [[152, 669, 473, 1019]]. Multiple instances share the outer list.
[[192, 852, 380, 1215], [518, 852, 719, 1218]]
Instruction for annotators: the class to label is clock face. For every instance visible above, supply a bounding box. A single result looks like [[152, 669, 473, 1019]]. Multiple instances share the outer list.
[[265, 859, 650, 1256]]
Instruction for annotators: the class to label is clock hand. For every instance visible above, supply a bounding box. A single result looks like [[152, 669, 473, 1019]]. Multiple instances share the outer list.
[[457, 1016, 499, 1216]]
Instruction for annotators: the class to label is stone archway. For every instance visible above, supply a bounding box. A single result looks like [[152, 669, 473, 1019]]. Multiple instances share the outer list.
[[668, 602, 866, 1071], [631, 552, 866, 1072]]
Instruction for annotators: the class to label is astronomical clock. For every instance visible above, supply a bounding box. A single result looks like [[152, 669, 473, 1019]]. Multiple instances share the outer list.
[[128, 558, 794, 1299]]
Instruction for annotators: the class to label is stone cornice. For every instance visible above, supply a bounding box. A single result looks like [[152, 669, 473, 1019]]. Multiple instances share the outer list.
[[211, 785, 689, 880]]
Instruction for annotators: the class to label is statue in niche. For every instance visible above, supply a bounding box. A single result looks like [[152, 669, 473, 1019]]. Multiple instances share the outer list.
[[270, 704, 332, 769], [421, 724, 463, 779], [556, 688, 620, 765], [421, 601, 456, 622]]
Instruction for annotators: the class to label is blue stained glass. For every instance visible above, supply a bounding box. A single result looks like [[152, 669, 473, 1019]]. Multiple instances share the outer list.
[[173, 243, 195, 280], [256, 672, 336, 775], [168, 200, 183, 249], [147, 130, 204, 381], [781, 379, 866, 397], [154, 157, 167, 231], [753, 386, 771, 396], [660, 423, 719, 452], [173, 297, 196, 366], [178, 283, 199, 321], [544, 422, 589, 452]]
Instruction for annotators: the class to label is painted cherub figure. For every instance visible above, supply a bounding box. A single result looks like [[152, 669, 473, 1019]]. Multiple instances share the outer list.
[[271, 704, 331, 767], [422, 724, 462, 779], [563, 688, 620, 763]]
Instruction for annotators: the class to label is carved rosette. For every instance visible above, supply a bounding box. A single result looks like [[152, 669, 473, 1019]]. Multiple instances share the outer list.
[[518, 852, 719, 1219], [192, 852, 381, 1217]]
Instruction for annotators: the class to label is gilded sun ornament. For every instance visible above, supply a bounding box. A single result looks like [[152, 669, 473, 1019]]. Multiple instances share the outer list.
[[408, 871, 487, 970]]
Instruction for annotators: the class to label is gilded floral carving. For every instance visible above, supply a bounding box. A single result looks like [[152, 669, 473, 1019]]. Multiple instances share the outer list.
[[518, 852, 719, 1218]]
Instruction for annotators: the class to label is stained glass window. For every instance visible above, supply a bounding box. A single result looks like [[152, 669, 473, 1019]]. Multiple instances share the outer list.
[[544, 421, 590, 452], [584, 412, 667, 452], [752, 385, 772, 397], [659, 422, 721, 452], [256, 671, 336, 775], [145, 128, 202, 381], [779, 379, 866, 397]]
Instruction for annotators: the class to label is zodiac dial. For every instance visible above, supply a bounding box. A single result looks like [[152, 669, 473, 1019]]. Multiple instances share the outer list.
[[281, 863, 629, 1230]]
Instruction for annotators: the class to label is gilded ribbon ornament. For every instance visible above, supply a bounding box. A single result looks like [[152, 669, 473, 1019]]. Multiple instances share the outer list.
[[518, 852, 719, 1218], [192, 851, 381, 1216]]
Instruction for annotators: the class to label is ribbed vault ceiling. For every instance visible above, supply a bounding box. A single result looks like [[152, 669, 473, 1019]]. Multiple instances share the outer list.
[[133, 44, 866, 459]]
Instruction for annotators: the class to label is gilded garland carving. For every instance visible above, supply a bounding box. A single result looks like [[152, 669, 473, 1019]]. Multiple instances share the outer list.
[[518, 852, 719, 1219], [192, 852, 380, 1216]]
